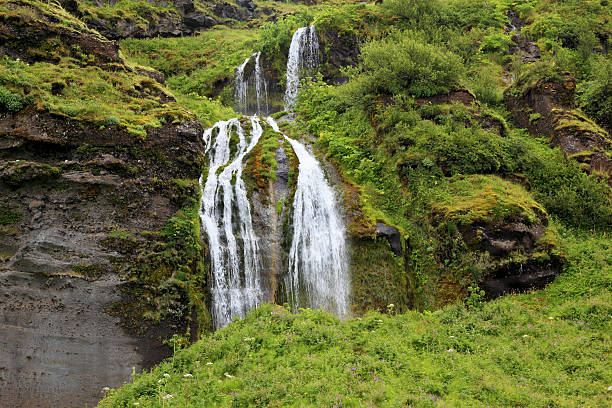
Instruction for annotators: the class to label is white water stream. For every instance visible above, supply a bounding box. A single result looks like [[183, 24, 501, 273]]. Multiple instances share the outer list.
[[267, 117, 350, 317], [199, 117, 265, 328], [284, 25, 319, 111], [234, 52, 269, 115]]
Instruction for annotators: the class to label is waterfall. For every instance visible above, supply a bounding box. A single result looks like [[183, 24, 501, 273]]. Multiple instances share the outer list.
[[199, 117, 265, 329], [254, 52, 269, 115], [234, 52, 269, 115], [266, 117, 350, 317], [284, 25, 319, 111], [234, 57, 250, 114]]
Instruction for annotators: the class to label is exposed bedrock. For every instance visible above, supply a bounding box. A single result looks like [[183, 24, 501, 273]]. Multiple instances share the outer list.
[[0, 107, 204, 407], [504, 73, 612, 180]]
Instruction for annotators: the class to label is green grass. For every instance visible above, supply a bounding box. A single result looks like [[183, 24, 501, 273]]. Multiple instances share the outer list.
[[119, 27, 256, 125], [99, 229, 611, 407], [0, 56, 192, 139]]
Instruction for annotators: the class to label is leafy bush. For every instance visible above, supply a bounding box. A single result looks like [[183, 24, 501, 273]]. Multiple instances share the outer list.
[[444, 0, 507, 30], [462, 62, 504, 106], [481, 33, 514, 54], [348, 31, 463, 98], [577, 56, 612, 131], [313, 4, 363, 36], [257, 12, 313, 59], [381, 0, 443, 28]]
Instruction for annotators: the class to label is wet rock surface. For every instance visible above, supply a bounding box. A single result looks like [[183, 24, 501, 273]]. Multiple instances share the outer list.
[[376, 222, 402, 257], [248, 143, 290, 304]]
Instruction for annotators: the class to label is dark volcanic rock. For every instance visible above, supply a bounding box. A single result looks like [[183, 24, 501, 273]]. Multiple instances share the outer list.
[[236, 0, 257, 12], [504, 73, 612, 180], [481, 260, 561, 299], [175, 0, 196, 14], [376, 222, 402, 257], [319, 29, 360, 84], [212, 2, 244, 20], [183, 12, 217, 31]]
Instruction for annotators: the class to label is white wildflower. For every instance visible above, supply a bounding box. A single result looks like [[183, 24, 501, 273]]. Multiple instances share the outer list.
[[162, 394, 173, 400], [102, 387, 110, 392], [522, 334, 529, 338], [163, 373, 170, 378], [607, 385, 612, 391], [548, 316, 554, 320], [224, 373, 233, 378], [447, 348, 454, 353], [183, 373, 193, 378], [206, 362, 213, 365]]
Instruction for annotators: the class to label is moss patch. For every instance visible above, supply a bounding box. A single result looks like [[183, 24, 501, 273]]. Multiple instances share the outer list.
[[350, 238, 408, 315], [0, 56, 192, 139], [431, 175, 546, 226], [0, 207, 22, 226]]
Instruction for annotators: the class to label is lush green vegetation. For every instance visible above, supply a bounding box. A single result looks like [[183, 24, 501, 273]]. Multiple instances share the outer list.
[[119, 27, 256, 126], [100, 230, 611, 408], [2, 0, 610, 405]]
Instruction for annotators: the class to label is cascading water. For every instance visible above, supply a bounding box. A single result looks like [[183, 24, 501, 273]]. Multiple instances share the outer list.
[[234, 52, 269, 115], [284, 25, 319, 111], [266, 117, 350, 317], [199, 117, 265, 329], [254, 52, 269, 115], [234, 57, 250, 114]]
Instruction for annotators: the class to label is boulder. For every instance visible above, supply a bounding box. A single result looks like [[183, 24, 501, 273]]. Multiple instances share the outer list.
[[182, 12, 217, 31], [376, 222, 402, 257]]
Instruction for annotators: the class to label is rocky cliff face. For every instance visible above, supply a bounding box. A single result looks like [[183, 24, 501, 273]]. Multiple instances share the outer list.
[[504, 71, 612, 181], [59, 0, 266, 40], [0, 3, 206, 407]]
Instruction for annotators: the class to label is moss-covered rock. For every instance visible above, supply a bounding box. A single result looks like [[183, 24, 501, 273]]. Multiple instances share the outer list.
[[427, 175, 562, 302], [504, 66, 612, 180]]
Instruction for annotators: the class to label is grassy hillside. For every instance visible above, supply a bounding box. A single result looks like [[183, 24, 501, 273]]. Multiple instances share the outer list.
[[1, 0, 609, 405], [99, 229, 611, 407], [97, 0, 610, 405]]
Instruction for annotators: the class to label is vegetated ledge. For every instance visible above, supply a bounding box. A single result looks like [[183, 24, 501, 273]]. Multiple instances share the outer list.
[[428, 174, 563, 301], [0, 0, 195, 140]]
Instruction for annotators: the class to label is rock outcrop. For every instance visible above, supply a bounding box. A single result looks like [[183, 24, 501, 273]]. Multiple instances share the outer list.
[[0, 3, 206, 407], [426, 175, 562, 305], [57, 0, 265, 40], [504, 71, 612, 180]]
